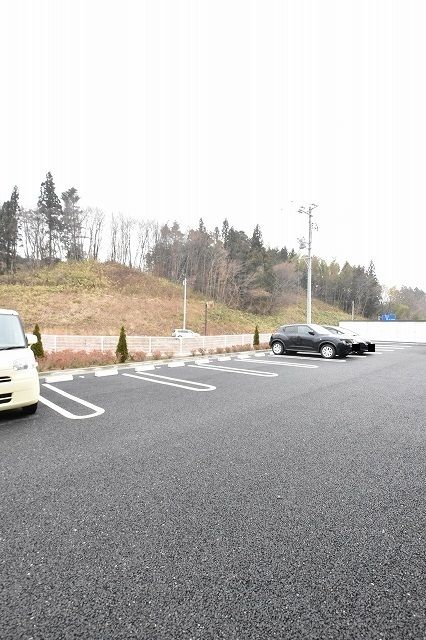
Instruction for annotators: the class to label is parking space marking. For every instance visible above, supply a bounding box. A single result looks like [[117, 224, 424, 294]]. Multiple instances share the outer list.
[[236, 359, 318, 369], [268, 354, 347, 363], [39, 384, 105, 420], [189, 364, 278, 377], [123, 372, 216, 392]]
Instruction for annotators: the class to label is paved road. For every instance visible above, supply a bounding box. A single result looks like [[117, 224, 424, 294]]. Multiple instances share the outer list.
[[1, 344, 425, 639]]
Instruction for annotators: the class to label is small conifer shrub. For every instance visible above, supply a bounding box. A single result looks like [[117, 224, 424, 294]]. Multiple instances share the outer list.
[[31, 324, 44, 358], [116, 325, 129, 363], [253, 325, 260, 347]]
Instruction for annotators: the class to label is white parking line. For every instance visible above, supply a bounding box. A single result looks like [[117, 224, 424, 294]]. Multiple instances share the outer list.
[[235, 359, 318, 369], [39, 384, 105, 420], [189, 364, 278, 377], [123, 372, 216, 391], [267, 354, 347, 363]]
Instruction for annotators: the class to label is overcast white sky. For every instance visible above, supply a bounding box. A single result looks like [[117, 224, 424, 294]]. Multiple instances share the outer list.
[[1, 0, 425, 291]]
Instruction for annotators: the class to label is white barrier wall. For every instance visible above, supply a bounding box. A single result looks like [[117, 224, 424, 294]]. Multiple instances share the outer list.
[[40, 333, 272, 354], [339, 321, 426, 343]]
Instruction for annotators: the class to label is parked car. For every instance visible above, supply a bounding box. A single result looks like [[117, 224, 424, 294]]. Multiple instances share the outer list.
[[172, 329, 200, 338], [322, 325, 375, 353], [269, 323, 353, 359], [0, 309, 40, 415]]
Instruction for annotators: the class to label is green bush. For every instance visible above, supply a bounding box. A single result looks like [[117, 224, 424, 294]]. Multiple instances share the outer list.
[[116, 325, 129, 363], [31, 323, 44, 358], [253, 325, 260, 346]]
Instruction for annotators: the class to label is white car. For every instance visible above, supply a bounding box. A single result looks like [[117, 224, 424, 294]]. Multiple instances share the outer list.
[[0, 309, 40, 414], [171, 329, 200, 338], [322, 325, 375, 353]]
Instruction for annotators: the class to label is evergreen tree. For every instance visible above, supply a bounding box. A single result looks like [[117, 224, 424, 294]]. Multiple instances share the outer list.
[[253, 325, 260, 346], [364, 261, 382, 318], [116, 325, 129, 363], [31, 324, 44, 358], [61, 187, 84, 260], [0, 186, 20, 273], [221, 219, 229, 244], [38, 172, 63, 263]]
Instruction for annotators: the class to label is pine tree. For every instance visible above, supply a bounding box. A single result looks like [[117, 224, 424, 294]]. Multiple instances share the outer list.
[[61, 187, 84, 260], [253, 325, 260, 346], [31, 324, 44, 358], [38, 172, 63, 263], [116, 325, 129, 363]]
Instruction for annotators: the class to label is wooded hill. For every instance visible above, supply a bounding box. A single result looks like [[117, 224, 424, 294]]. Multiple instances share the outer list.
[[0, 261, 361, 336], [1, 174, 425, 321]]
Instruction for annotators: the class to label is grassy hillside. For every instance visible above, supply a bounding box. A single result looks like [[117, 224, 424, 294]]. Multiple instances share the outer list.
[[0, 261, 361, 335]]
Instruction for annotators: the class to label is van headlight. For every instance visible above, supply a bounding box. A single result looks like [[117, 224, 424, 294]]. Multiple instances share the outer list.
[[12, 358, 38, 371]]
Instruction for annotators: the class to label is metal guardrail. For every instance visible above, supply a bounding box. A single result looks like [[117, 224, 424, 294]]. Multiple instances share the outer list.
[[40, 333, 272, 355]]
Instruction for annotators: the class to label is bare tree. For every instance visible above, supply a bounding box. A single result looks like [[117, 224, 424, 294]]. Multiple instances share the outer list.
[[19, 208, 48, 263], [84, 207, 104, 260]]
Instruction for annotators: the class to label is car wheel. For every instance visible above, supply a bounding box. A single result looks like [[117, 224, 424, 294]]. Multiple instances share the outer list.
[[271, 341, 285, 355], [320, 343, 336, 359], [22, 402, 38, 415]]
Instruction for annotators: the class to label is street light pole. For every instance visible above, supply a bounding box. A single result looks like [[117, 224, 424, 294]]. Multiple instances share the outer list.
[[183, 277, 187, 329], [298, 203, 318, 324]]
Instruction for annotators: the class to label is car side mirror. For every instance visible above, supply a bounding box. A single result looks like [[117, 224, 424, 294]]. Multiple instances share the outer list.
[[308, 330, 315, 335]]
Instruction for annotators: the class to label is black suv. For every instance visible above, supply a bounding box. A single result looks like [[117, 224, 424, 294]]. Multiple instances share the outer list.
[[269, 323, 353, 359]]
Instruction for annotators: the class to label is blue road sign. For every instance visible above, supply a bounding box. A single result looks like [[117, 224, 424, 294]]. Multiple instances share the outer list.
[[380, 314, 396, 321]]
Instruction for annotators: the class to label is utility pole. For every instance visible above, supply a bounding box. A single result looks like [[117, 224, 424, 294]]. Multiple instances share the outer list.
[[298, 203, 318, 324], [183, 277, 187, 329]]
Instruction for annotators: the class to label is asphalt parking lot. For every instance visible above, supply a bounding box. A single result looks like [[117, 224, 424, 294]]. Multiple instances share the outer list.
[[1, 343, 425, 639]]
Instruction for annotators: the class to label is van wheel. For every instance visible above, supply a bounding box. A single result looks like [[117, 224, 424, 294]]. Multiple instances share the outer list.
[[22, 403, 38, 415]]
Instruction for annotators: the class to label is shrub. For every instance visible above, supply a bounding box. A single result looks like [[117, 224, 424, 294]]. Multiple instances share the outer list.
[[116, 325, 129, 363], [190, 349, 198, 356], [38, 350, 115, 372], [215, 347, 224, 354], [198, 347, 206, 356], [224, 346, 232, 353], [130, 350, 146, 362], [31, 323, 44, 358], [165, 351, 174, 359], [208, 348, 215, 355], [253, 325, 260, 347], [152, 350, 162, 360]]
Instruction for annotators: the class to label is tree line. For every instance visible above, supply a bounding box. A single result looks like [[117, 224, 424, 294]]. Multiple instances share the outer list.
[[1, 172, 424, 320]]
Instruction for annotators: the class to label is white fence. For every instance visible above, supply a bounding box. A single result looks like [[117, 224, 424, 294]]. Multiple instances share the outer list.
[[40, 333, 272, 355], [339, 321, 426, 343]]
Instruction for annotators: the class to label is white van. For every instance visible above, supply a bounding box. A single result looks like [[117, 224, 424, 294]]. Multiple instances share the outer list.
[[0, 309, 40, 415]]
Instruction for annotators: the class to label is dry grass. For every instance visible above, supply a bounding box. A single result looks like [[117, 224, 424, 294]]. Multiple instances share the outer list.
[[0, 261, 361, 336]]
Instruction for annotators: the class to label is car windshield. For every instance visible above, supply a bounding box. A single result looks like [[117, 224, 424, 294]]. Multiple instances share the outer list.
[[310, 323, 334, 335], [0, 314, 27, 349]]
